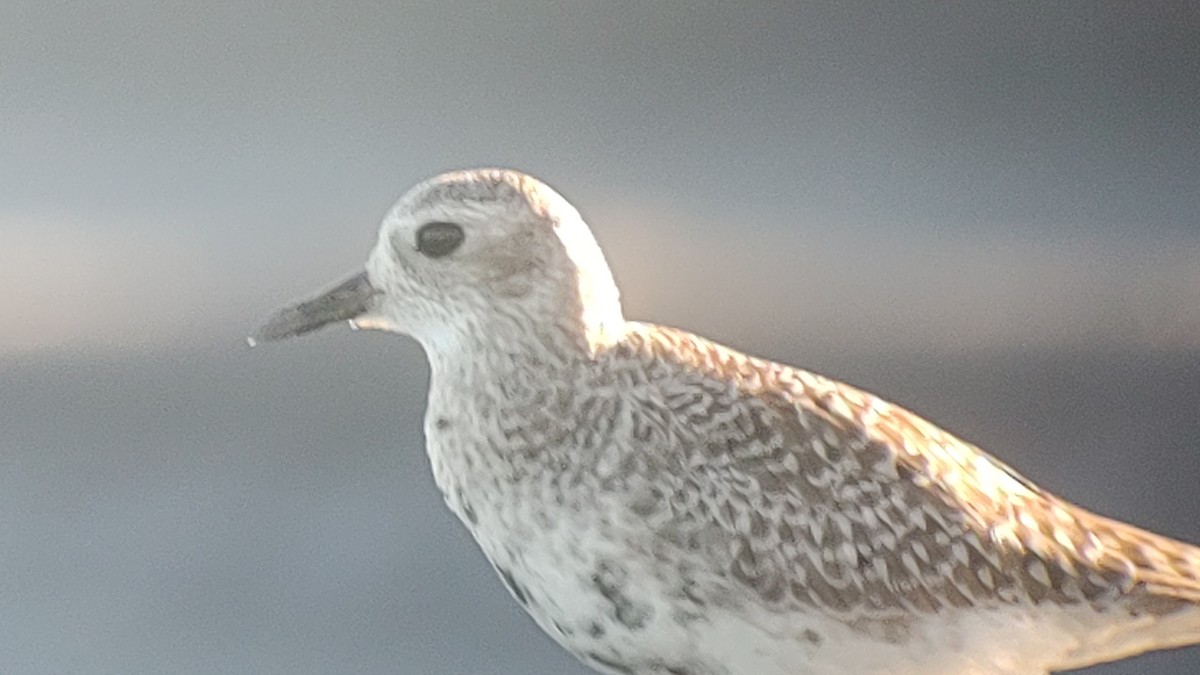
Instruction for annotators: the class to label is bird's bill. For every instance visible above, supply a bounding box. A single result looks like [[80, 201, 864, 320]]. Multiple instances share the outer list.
[[249, 270, 382, 345]]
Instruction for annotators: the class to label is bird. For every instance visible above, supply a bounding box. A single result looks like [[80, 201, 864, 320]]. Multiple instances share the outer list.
[[252, 168, 1200, 674]]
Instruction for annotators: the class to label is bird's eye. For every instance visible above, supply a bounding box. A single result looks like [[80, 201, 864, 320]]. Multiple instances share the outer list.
[[415, 222, 465, 258]]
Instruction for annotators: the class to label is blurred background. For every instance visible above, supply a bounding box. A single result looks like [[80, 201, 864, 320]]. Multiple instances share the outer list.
[[2, 2, 1198, 673]]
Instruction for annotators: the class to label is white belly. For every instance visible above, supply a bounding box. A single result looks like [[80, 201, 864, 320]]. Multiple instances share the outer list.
[[449, 489, 1084, 675]]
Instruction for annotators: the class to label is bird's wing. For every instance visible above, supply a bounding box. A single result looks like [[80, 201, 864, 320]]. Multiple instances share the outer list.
[[781, 367, 1200, 611], [628, 324, 1200, 626]]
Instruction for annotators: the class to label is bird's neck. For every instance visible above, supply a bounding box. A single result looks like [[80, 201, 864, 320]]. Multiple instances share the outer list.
[[424, 321, 581, 405], [424, 303, 625, 385]]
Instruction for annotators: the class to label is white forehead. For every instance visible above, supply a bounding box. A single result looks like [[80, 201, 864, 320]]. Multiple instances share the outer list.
[[382, 168, 581, 231]]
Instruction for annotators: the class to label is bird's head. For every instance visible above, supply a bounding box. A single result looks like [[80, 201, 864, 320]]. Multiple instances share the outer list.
[[252, 169, 625, 361]]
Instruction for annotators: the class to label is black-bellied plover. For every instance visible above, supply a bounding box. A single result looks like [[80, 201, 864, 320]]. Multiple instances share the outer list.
[[253, 169, 1200, 674]]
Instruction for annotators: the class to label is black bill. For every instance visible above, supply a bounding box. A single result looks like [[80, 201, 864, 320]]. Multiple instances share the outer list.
[[249, 270, 380, 345]]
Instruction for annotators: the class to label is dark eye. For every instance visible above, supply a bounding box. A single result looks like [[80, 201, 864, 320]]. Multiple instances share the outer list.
[[415, 221, 465, 258]]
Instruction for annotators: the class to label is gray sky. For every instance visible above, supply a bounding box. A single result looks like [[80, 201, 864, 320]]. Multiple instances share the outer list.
[[1, 2, 1198, 673]]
